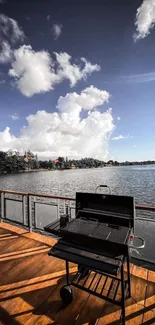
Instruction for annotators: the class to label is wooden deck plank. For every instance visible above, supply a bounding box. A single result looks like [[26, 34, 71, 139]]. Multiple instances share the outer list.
[[0, 260, 70, 325], [0, 222, 27, 235], [54, 273, 107, 325], [73, 275, 111, 325], [30, 271, 101, 325], [0, 226, 17, 235], [97, 263, 148, 325], [24, 231, 56, 246], [0, 246, 60, 284], [0, 236, 43, 255], [96, 266, 132, 325], [104, 265, 148, 325], [0, 224, 76, 325], [124, 265, 148, 325], [142, 270, 155, 324], [17, 268, 79, 325], [0, 223, 154, 325], [0, 228, 10, 234], [0, 240, 51, 284], [148, 270, 155, 283], [0, 233, 13, 238], [0, 246, 70, 324], [0, 226, 52, 285], [0, 222, 56, 246], [0, 226, 44, 253], [132, 264, 148, 280], [0, 245, 49, 259]]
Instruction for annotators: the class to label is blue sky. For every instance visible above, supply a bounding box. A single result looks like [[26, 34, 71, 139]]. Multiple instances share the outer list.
[[0, 0, 155, 161]]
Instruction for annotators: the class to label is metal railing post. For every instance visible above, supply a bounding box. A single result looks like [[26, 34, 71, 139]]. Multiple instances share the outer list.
[[28, 195, 32, 232], [23, 195, 27, 226], [57, 199, 60, 219], [1, 192, 4, 222], [69, 201, 71, 219], [63, 200, 65, 215], [33, 196, 36, 229]]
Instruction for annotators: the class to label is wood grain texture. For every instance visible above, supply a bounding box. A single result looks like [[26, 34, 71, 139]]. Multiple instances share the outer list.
[[142, 270, 155, 324], [0, 222, 154, 325]]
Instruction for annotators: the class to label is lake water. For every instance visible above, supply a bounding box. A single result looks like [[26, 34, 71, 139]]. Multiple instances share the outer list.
[[0, 165, 155, 205], [1, 165, 155, 264]]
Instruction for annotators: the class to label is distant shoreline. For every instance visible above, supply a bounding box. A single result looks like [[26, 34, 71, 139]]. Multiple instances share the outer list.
[[0, 168, 49, 175], [0, 164, 155, 175], [22, 169, 49, 173]]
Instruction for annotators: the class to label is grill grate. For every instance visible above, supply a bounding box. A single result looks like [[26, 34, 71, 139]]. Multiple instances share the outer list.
[[61, 218, 130, 246], [64, 218, 98, 235]]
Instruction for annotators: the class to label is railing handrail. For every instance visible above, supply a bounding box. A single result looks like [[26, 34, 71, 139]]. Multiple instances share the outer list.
[[0, 189, 75, 201], [135, 204, 155, 212], [1, 189, 155, 211], [0, 189, 29, 196]]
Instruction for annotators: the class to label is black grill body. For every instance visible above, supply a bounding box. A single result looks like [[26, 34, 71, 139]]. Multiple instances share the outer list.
[[59, 192, 135, 256], [47, 191, 135, 325]]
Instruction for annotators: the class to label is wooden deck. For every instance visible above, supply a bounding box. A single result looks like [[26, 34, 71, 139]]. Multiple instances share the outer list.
[[0, 223, 155, 325]]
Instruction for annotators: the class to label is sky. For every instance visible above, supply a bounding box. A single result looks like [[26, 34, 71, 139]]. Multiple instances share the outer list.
[[0, 0, 155, 162]]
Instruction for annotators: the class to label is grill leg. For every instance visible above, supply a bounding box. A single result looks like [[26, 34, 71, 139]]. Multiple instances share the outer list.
[[121, 263, 126, 325], [66, 260, 69, 285], [127, 252, 131, 298]]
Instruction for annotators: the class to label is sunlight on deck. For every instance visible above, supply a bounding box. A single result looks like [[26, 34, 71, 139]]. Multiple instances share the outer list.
[[0, 222, 155, 325]]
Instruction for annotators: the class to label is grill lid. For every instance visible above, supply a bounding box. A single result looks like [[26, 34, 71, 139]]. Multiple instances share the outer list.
[[76, 192, 135, 229]]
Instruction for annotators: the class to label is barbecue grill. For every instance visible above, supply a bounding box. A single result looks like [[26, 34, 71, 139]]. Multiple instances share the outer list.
[[46, 185, 145, 325]]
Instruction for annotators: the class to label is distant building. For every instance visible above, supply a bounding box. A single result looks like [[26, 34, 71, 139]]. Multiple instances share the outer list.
[[24, 151, 30, 163]]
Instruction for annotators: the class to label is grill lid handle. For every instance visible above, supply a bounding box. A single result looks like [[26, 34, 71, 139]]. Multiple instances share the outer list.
[[95, 185, 111, 194], [129, 236, 145, 249]]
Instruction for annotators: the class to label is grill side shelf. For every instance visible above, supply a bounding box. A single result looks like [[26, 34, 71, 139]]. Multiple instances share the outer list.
[[48, 241, 123, 275], [44, 218, 74, 236]]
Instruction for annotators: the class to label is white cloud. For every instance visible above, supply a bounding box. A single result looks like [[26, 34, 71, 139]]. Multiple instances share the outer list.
[[0, 41, 12, 63], [0, 14, 25, 44], [57, 86, 110, 117], [10, 113, 19, 120], [112, 135, 124, 140], [52, 24, 62, 40], [0, 127, 19, 150], [122, 72, 155, 83], [0, 86, 114, 159], [112, 135, 131, 141], [8, 45, 59, 97], [0, 15, 24, 64], [8, 46, 100, 97], [55, 52, 100, 87], [117, 116, 121, 121], [47, 15, 50, 21], [134, 0, 155, 41]]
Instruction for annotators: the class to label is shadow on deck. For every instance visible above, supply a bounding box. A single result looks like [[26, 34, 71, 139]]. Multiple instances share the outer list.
[[0, 222, 155, 325]]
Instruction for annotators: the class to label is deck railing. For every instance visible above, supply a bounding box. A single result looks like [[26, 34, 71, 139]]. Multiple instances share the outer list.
[[0, 189, 155, 265], [0, 190, 75, 232]]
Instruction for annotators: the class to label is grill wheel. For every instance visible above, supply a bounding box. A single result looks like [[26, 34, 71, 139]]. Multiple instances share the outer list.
[[60, 285, 74, 305]]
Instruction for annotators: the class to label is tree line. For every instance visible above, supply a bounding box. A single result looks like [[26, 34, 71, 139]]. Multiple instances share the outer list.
[[0, 150, 155, 174], [0, 150, 39, 173], [0, 151, 106, 173]]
